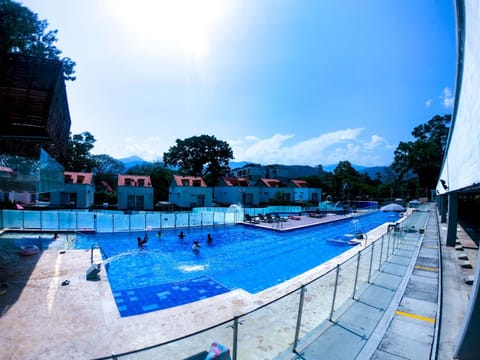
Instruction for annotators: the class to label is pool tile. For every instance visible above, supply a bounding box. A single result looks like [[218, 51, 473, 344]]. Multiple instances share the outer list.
[[113, 276, 230, 317]]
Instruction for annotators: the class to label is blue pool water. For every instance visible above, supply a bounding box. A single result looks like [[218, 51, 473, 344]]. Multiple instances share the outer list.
[[74, 211, 400, 317]]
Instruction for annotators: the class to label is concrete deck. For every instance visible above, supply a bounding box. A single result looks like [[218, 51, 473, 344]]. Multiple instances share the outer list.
[[0, 207, 476, 359]]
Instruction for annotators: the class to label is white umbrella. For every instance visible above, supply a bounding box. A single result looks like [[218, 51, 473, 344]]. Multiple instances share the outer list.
[[380, 203, 406, 212]]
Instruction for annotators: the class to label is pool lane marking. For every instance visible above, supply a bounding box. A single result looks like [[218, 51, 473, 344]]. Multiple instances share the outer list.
[[415, 265, 438, 272], [395, 310, 435, 323]]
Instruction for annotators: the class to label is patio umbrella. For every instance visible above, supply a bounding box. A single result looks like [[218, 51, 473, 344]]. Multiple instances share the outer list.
[[380, 203, 406, 212]]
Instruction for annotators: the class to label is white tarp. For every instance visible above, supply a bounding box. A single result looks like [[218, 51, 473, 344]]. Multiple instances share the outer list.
[[437, 0, 480, 194]]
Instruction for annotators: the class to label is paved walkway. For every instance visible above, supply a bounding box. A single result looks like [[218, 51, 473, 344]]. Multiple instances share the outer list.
[[276, 207, 441, 359], [276, 204, 479, 360]]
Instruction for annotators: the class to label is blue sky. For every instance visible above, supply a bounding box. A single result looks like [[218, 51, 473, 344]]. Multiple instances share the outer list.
[[22, 0, 456, 167]]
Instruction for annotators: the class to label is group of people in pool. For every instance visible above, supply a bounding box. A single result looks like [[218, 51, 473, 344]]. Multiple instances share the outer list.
[[137, 231, 212, 253], [178, 231, 213, 254]]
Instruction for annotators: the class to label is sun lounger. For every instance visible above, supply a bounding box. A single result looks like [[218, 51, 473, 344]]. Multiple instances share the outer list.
[[244, 214, 259, 223]]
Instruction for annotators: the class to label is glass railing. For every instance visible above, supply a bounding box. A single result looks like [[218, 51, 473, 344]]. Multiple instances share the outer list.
[[0, 208, 243, 233]]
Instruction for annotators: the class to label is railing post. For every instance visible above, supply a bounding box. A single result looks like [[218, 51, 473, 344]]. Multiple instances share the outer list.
[[352, 252, 361, 300], [329, 265, 340, 322], [379, 234, 384, 268], [232, 316, 239, 360], [368, 241, 375, 284], [386, 231, 391, 260], [293, 285, 306, 352]]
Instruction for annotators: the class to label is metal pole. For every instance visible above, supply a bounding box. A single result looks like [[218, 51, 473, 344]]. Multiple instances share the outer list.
[[379, 234, 384, 268], [386, 232, 391, 260], [293, 285, 306, 352], [232, 316, 239, 360], [368, 242, 375, 284], [353, 252, 361, 300], [329, 265, 340, 322]]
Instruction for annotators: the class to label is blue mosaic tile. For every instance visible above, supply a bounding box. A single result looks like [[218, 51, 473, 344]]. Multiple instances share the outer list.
[[113, 276, 230, 317]]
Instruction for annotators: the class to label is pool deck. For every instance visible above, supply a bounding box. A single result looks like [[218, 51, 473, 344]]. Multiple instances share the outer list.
[[0, 208, 477, 359], [241, 212, 357, 231]]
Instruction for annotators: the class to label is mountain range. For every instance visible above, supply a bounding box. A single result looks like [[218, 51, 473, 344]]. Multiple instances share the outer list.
[[118, 156, 391, 180]]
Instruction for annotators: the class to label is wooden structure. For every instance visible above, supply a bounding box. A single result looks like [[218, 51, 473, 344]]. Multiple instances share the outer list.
[[0, 54, 71, 158]]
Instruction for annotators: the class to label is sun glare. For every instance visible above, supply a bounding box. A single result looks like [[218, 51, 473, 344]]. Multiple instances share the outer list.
[[105, 0, 229, 61]]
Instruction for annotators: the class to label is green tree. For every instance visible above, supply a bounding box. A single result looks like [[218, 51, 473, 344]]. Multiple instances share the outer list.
[[93, 154, 125, 175], [61, 132, 97, 172], [163, 135, 233, 186], [392, 114, 451, 193], [332, 161, 361, 200], [0, 0, 76, 80]]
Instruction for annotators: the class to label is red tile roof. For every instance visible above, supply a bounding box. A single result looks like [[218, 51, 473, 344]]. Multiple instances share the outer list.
[[99, 180, 113, 192], [0, 166, 15, 174], [290, 180, 308, 188], [118, 174, 152, 187], [173, 175, 207, 187], [222, 177, 249, 187], [258, 178, 282, 187], [64, 172, 93, 185]]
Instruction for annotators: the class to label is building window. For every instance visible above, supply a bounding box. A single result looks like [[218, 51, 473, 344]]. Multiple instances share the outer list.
[[127, 195, 144, 209]]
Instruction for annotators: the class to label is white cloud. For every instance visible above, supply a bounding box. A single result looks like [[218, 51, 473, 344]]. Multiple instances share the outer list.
[[425, 99, 432, 107], [231, 129, 393, 167], [440, 87, 454, 108]]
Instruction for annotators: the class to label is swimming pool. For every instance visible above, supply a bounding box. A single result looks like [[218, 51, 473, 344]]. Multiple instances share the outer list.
[[74, 211, 400, 316]]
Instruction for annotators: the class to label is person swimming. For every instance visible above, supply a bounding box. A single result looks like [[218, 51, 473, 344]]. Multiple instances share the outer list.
[[192, 240, 201, 253], [137, 235, 148, 248], [178, 231, 185, 239], [207, 233, 213, 244]]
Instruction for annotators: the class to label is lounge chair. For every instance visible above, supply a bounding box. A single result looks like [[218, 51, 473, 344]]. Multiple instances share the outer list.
[[265, 213, 276, 223], [258, 214, 270, 222], [244, 214, 259, 224], [274, 213, 288, 222]]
